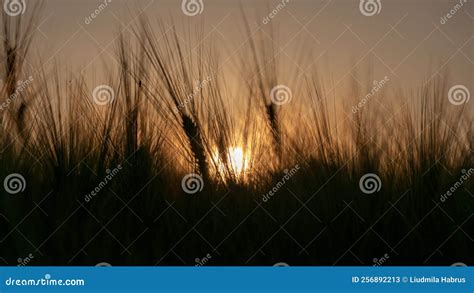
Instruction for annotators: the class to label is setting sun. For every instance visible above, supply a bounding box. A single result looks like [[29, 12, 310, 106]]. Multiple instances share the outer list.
[[228, 147, 247, 174], [213, 147, 249, 177]]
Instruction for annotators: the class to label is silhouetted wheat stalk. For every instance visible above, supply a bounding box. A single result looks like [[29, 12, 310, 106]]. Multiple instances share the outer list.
[[0, 1, 42, 140]]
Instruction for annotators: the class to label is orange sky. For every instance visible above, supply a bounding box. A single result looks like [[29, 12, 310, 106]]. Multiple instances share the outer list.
[[22, 0, 473, 90]]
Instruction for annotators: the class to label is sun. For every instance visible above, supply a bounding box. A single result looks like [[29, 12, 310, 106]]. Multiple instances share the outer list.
[[228, 147, 247, 174], [212, 146, 249, 177]]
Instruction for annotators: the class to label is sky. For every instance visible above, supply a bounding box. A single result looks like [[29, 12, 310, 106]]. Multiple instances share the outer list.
[[17, 0, 474, 91]]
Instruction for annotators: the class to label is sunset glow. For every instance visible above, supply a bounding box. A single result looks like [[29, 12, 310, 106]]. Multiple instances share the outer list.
[[213, 147, 249, 177]]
